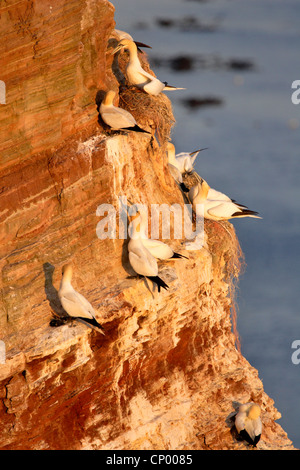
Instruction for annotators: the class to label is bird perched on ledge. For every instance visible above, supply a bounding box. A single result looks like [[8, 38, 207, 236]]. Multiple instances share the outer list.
[[99, 89, 151, 134], [167, 142, 207, 175], [127, 201, 188, 261], [58, 264, 105, 334], [235, 403, 262, 447], [188, 179, 261, 221], [167, 142, 207, 193], [113, 39, 185, 96], [127, 212, 169, 293]]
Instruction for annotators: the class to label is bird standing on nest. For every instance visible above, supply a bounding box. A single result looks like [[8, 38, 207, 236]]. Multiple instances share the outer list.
[[99, 89, 152, 134], [113, 39, 185, 96]]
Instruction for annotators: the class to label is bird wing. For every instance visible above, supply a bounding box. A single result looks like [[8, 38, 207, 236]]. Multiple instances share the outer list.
[[245, 418, 262, 441], [100, 105, 136, 129], [168, 163, 182, 183], [142, 239, 174, 259], [208, 188, 232, 202], [128, 241, 158, 276], [206, 200, 239, 219], [59, 288, 96, 320], [190, 152, 199, 166], [188, 184, 199, 203], [235, 411, 246, 433], [175, 153, 192, 173]]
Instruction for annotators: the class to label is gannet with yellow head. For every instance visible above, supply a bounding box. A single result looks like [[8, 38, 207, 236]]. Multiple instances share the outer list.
[[167, 142, 207, 175], [114, 29, 152, 52], [58, 263, 105, 334], [127, 212, 169, 292], [188, 179, 261, 221], [235, 403, 262, 447], [128, 202, 188, 261], [113, 39, 185, 96], [99, 90, 151, 134]]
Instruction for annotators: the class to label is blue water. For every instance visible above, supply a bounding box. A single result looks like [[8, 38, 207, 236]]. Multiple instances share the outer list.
[[112, 0, 300, 447]]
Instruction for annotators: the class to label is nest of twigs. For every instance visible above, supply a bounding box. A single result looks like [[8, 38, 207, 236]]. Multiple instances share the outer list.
[[205, 219, 245, 350], [118, 85, 175, 145]]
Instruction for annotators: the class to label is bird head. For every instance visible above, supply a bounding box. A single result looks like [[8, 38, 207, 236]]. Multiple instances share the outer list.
[[62, 263, 73, 281], [248, 404, 261, 420], [102, 90, 116, 106], [113, 38, 135, 54]]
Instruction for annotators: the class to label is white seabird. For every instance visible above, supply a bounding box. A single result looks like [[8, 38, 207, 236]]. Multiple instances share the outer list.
[[113, 39, 185, 96], [114, 29, 152, 52], [128, 203, 188, 261], [235, 403, 262, 447], [99, 89, 151, 134], [128, 213, 169, 292], [167, 142, 206, 175], [167, 142, 206, 192], [188, 180, 261, 221], [58, 264, 105, 334]]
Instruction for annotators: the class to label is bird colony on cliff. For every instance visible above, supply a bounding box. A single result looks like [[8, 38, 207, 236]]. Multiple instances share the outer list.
[[51, 26, 262, 448]]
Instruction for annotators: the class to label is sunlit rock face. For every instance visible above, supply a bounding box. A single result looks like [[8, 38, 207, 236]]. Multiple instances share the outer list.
[[0, 0, 294, 450]]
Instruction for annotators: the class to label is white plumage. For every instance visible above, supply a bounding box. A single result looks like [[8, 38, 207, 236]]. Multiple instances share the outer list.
[[188, 180, 261, 221], [113, 39, 185, 96], [58, 264, 105, 334], [129, 204, 188, 261], [235, 403, 262, 446], [99, 89, 151, 134], [167, 142, 204, 175], [128, 213, 169, 292]]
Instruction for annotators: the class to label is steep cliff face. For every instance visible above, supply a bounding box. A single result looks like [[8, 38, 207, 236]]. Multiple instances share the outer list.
[[0, 1, 294, 450]]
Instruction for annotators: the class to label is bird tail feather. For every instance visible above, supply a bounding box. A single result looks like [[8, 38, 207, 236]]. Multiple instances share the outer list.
[[147, 276, 169, 292], [76, 317, 106, 335], [172, 252, 188, 259]]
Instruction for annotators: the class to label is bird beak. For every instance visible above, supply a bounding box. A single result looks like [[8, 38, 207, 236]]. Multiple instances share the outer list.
[[189, 148, 209, 156], [134, 41, 152, 49], [113, 43, 125, 54]]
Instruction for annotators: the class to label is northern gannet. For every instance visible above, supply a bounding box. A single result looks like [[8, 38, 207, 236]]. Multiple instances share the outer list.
[[99, 90, 151, 134], [58, 264, 105, 334], [188, 180, 261, 221], [113, 39, 185, 96], [128, 213, 169, 292], [167, 142, 207, 175], [167, 142, 206, 192], [128, 203, 188, 260], [235, 403, 262, 447], [114, 29, 152, 52]]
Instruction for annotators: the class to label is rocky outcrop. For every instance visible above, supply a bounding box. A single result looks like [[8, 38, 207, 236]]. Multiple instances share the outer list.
[[0, 0, 294, 450]]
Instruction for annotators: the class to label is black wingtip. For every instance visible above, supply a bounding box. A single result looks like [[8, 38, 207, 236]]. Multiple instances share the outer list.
[[147, 276, 169, 292], [232, 209, 260, 218], [171, 252, 189, 259], [179, 182, 190, 193], [239, 430, 261, 447], [77, 317, 105, 333], [122, 125, 151, 135]]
